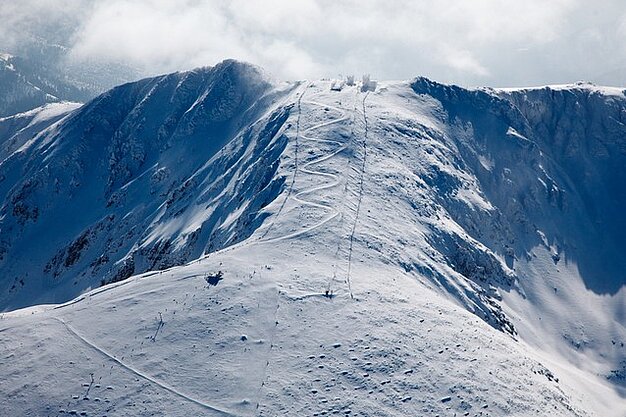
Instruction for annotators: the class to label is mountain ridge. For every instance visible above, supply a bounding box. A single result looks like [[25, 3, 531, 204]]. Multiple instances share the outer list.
[[0, 60, 296, 309], [0, 53, 95, 117], [0, 63, 624, 416]]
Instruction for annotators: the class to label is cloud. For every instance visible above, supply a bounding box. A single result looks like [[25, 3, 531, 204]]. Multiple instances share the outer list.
[[440, 47, 490, 77], [0, 0, 91, 51], [5, 0, 626, 86]]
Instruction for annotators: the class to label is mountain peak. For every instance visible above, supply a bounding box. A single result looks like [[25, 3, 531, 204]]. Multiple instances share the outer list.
[[0, 69, 624, 416], [0, 61, 290, 310]]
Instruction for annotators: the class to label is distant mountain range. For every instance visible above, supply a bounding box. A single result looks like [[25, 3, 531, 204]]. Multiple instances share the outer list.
[[0, 53, 95, 117]]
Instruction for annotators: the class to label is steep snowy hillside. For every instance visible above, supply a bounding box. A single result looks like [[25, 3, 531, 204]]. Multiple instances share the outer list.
[[0, 68, 624, 416], [0, 102, 82, 158], [0, 60, 295, 310], [410, 79, 626, 385], [0, 53, 93, 117], [499, 83, 626, 295]]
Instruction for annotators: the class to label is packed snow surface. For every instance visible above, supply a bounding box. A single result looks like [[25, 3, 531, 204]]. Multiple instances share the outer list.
[[0, 64, 624, 416]]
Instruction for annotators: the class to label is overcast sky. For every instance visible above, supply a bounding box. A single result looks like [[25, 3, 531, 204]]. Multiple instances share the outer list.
[[3, 0, 626, 87]]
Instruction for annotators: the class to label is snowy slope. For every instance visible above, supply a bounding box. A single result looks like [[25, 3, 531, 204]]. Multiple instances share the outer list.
[[0, 101, 82, 158], [0, 60, 296, 310], [0, 68, 624, 416]]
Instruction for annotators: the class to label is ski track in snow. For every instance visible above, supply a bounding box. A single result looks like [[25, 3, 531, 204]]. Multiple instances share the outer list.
[[203, 87, 365, 300], [212, 91, 355, 255], [346, 92, 370, 299], [199, 88, 353, 267], [259, 100, 348, 244], [51, 317, 240, 417], [258, 83, 308, 241]]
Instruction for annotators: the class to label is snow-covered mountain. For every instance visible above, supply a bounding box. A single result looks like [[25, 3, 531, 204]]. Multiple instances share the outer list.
[[0, 60, 293, 310], [0, 62, 624, 416], [0, 53, 94, 117]]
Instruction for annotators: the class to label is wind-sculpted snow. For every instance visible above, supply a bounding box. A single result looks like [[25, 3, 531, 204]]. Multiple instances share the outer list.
[[0, 70, 624, 416], [0, 102, 81, 160]]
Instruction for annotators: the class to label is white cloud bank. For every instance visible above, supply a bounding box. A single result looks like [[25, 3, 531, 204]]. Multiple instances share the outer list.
[[4, 0, 626, 86]]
